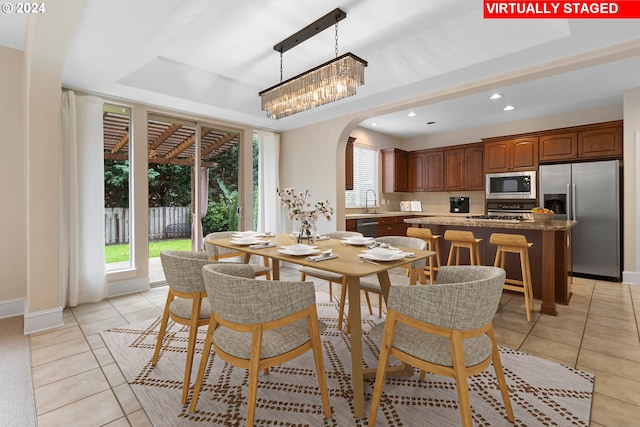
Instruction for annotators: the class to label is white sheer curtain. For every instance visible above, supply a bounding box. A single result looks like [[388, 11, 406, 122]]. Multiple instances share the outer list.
[[60, 90, 107, 307], [256, 130, 280, 233]]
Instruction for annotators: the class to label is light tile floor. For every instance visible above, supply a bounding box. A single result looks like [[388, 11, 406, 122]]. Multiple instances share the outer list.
[[26, 266, 640, 426]]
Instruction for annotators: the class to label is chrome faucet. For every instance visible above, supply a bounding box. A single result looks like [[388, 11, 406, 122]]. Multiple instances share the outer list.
[[364, 189, 377, 213]]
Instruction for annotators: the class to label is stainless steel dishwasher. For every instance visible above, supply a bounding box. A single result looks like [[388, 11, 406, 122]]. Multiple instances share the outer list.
[[355, 218, 378, 238]]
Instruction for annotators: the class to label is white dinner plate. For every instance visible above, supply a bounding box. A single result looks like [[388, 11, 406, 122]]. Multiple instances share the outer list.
[[362, 247, 402, 256], [229, 238, 264, 245], [341, 237, 375, 246], [277, 248, 322, 256], [232, 231, 259, 238], [359, 252, 406, 262], [281, 244, 318, 251]]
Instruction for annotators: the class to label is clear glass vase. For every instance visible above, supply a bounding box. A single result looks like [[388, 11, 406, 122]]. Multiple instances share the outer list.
[[295, 220, 317, 244]]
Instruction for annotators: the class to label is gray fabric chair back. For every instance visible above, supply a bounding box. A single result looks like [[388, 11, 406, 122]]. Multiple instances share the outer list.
[[202, 264, 315, 325], [204, 231, 239, 259], [376, 236, 427, 269], [388, 266, 506, 330], [160, 250, 213, 294]]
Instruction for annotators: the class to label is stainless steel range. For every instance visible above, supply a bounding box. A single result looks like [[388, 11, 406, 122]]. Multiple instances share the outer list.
[[485, 200, 537, 220]]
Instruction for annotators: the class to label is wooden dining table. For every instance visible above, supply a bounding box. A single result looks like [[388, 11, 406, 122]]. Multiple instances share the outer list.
[[205, 233, 434, 419]]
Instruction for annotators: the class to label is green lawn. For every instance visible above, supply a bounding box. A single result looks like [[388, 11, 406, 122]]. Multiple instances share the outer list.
[[105, 239, 192, 263]]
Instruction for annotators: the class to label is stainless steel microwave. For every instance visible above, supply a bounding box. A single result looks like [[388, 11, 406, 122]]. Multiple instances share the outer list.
[[486, 171, 536, 200]]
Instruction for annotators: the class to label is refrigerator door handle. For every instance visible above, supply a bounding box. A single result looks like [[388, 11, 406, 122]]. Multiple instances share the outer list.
[[572, 183, 577, 221], [566, 184, 571, 220]]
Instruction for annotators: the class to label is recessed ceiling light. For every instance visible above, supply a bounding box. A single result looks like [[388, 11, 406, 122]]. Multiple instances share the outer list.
[[371, 122, 378, 127], [408, 112, 417, 117], [503, 105, 515, 111], [489, 93, 503, 100]]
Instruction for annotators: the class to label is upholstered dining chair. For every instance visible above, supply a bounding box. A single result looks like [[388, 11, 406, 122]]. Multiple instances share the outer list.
[[204, 231, 272, 279], [189, 263, 332, 426], [342, 236, 427, 332], [298, 231, 374, 330], [368, 266, 514, 427], [152, 250, 214, 404]]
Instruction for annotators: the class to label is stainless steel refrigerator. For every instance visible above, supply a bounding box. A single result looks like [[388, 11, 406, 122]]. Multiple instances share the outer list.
[[539, 160, 621, 280]]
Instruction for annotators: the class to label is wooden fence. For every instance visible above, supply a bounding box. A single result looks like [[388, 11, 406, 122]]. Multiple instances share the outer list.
[[105, 207, 191, 244]]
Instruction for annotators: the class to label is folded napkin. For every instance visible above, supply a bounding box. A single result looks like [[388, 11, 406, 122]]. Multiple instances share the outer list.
[[315, 235, 330, 241], [249, 242, 276, 249], [306, 253, 339, 262], [403, 252, 415, 257]]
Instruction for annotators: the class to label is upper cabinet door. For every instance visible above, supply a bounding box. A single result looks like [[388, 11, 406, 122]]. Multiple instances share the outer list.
[[511, 137, 538, 171], [464, 145, 484, 190], [539, 132, 578, 162], [425, 150, 444, 192], [484, 138, 538, 172], [444, 148, 465, 191], [407, 151, 426, 192], [381, 148, 408, 192], [578, 126, 622, 159], [484, 141, 511, 173]]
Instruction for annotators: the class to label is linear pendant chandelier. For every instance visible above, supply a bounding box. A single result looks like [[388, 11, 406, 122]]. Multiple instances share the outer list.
[[259, 8, 368, 119]]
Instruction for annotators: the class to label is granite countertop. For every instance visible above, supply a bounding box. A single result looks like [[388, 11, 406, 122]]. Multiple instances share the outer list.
[[404, 216, 577, 231], [345, 211, 478, 220]]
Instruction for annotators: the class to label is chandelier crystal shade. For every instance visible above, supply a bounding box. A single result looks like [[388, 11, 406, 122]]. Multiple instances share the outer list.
[[259, 8, 367, 119], [259, 53, 367, 119]]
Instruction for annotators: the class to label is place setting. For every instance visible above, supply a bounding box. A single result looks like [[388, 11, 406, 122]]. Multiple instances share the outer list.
[[229, 231, 276, 248], [358, 246, 415, 264]]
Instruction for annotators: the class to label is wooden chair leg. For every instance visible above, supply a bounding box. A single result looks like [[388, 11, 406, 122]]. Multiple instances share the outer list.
[[189, 318, 216, 413], [363, 290, 374, 315], [181, 297, 202, 404], [337, 278, 348, 330], [451, 333, 473, 427], [263, 257, 271, 280], [447, 244, 455, 266], [152, 294, 173, 366], [488, 326, 515, 421], [367, 313, 396, 427], [246, 327, 263, 427], [328, 281, 334, 301], [308, 308, 332, 418]]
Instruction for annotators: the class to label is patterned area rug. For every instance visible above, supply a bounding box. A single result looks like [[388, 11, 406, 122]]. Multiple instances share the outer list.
[[101, 300, 594, 426]]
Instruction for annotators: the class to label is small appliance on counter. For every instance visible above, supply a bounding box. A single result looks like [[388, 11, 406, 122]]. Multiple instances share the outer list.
[[449, 196, 469, 213]]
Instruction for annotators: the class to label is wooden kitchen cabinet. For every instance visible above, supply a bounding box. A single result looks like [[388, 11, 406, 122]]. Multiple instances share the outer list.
[[377, 216, 411, 237], [346, 219, 356, 232], [578, 125, 622, 159], [407, 151, 426, 192], [444, 143, 484, 191], [425, 150, 444, 192], [381, 148, 408, 192], [484, 137, 538, 173], [539, 132, 578, 162], [345, 137, 354, 190], [538, 122, 622, 163]]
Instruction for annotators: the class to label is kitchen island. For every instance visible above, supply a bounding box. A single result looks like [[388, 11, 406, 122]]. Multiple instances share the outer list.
[[405, 216, 577, 316]]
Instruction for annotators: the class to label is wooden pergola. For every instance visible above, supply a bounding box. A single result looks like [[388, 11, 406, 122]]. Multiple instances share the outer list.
[[103, 110, 240, 167]]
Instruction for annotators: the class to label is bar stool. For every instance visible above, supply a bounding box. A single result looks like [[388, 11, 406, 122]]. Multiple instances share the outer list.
[[406, 227, 441, 284], [444, 230, 482, 266], [490, 233, 534, 321]]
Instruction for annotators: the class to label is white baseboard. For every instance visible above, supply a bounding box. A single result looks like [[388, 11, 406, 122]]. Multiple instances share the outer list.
[[24, 307, 64, 334], [0, 298, 25, 319], [622, 270, 640, 285], [108, 277, 150, 298]]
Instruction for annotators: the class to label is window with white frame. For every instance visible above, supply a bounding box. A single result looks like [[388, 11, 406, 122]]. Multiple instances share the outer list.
[[345, 143, 378, 208]]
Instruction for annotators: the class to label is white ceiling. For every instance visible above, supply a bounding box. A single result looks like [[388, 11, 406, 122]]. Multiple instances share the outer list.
[[3, 0, 640, 138]]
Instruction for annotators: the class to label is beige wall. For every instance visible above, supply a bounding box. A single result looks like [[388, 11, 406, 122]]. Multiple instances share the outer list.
[[0, 47, 26, 305]]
